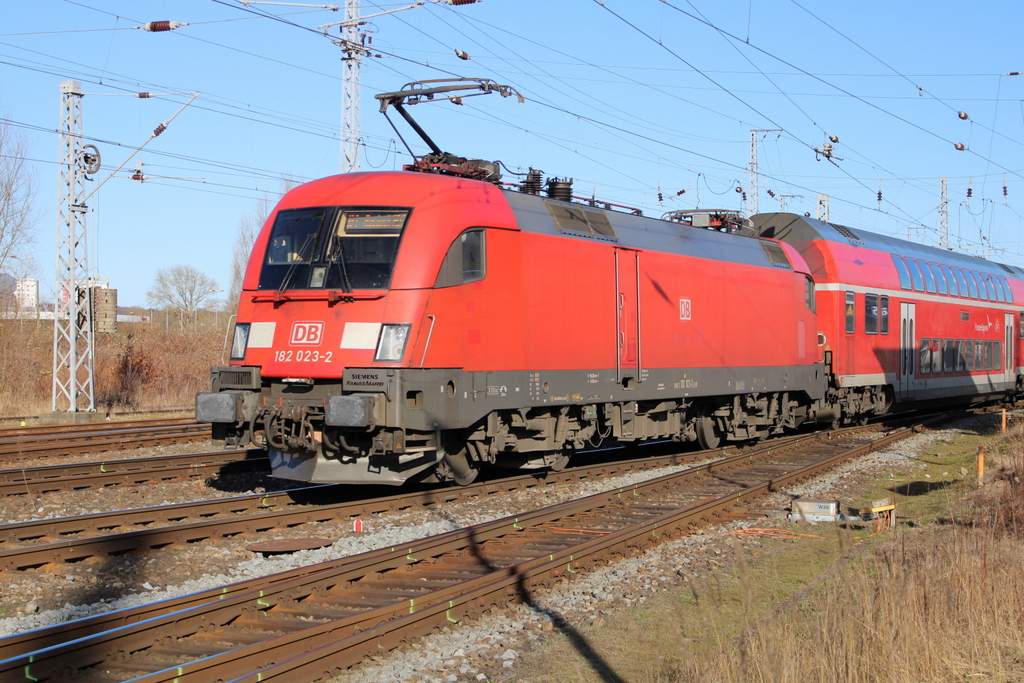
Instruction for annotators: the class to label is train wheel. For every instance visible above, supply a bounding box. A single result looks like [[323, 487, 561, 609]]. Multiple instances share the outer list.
[[696, 416, 721, 450]]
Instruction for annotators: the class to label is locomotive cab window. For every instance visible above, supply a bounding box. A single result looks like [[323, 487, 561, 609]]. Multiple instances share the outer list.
[[435, 229, 487, 288], [258, 207, 409, 291], [804, 276, 815, 312]]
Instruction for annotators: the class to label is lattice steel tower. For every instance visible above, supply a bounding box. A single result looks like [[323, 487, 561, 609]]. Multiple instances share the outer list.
[[339, 0, 364, 172], [52, 80, 95, 412]]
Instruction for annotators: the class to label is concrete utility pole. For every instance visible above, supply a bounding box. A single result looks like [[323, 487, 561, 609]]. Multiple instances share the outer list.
[[52, 80, 95, 413]]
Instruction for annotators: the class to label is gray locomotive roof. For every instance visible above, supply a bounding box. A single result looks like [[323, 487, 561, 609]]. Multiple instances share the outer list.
[[503, 190, 782, 271], [752, 212, 1024, 279]]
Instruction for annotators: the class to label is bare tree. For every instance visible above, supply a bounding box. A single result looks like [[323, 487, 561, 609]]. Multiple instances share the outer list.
[[0, 116, 37, 275], [227, 178, 299, 310], [147, 265, 220, 331]]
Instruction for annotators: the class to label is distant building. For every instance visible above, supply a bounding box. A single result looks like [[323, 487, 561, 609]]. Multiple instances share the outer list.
[[15, 278, 38, 312]]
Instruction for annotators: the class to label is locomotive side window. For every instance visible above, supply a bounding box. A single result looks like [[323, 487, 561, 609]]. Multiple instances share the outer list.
[[892, 256, 912, 290], [919, 338, 931, 375], [940, 265, 959, 296], [864, 293, 878, 334], [880, 296, 889, 334], [435, 229, 487, 288], [956, 340, 966, 372], [845, 292, 855, 334], [804, 276, 816, 312]]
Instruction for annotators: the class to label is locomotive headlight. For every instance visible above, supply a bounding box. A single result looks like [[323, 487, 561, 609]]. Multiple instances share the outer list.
[[375, 323, 412, 362], [229, 323, 251, 361]]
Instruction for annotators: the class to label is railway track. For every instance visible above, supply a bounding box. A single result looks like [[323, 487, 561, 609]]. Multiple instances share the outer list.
[[0, 424, 913, 682], [0, 438, 735, 571], [0, 448, 267, 498], [0, 418, 210, 461]]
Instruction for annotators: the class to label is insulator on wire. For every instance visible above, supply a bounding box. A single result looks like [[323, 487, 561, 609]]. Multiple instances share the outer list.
[[967, 187, 973, 198], [741, 192, 747, 201], [877, 191, 882, 202], [142, 21, 186, 32], [1004, 185, 1008, 197], [958, 110, 969, 120], [735, 186, 743, 193], [136, 93, 153, 99], [676, 189, 686, 196], [153, 123, 167, 137], [658, 192, 663, 202], [954, 142, 966, 151], [767, 189, 776, 198]]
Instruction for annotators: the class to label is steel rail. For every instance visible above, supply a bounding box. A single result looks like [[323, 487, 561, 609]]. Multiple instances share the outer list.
[[0, 426, 907, 681], [0, 418, 197, 440], [0, 449, 266, 497], [0, 423, 211, 460]]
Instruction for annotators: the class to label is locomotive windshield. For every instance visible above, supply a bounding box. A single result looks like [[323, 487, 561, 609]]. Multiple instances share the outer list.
[[258, 207, 409, 291]]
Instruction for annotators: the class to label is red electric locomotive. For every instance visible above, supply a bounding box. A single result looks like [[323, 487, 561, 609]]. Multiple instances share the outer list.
[[197, 171, 833, 485]]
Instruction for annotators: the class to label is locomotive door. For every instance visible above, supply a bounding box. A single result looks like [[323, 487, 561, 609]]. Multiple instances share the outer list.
[[899, 302, 917, 400], [1004, 313, 1015, 388], [615, 248, 641, 382]]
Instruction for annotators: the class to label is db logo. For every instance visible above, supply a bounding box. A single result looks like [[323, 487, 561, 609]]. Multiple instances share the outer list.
[[289, 321, 324, 346]]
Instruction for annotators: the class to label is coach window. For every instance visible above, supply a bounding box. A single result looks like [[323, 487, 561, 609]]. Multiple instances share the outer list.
[[434, 229, 486, 288], [984, 340, 993, 371], [919, 338, 931, 375], [995, 340, 1002, 371], [961, 269, 979, 299], [864, 294, 879, 334], [932, 264, 948, 294], [908, 259, 926, 292], [931, 339, 942, 374], [976, 340, 985, 371], [956, 340, 966, 372], [1000, 277, 1014, 303], [845, 292, 856, 333], [983, 273, 1002, 302], [944, 339, 956, 373], [880, 296, 889, 334], [893, 256, 912, 290], [971, 272, 988, 301], [920, 262, 938, 293], [966, 339, 975, 371], [941, 265, 960, 296]]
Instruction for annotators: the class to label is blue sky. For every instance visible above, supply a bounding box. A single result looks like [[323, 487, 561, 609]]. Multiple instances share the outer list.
[[2, 0, 1023, 306]]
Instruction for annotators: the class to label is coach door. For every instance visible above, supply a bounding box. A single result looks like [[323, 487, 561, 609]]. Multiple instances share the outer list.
[[615, 248, 641, 383], [899, 302, 917, 400], [1004, 313, 1015, 387]]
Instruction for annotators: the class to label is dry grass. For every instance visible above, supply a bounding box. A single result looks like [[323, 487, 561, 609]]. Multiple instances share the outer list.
[[516, 417, 1024, 683], [0, 316, 224, 418]]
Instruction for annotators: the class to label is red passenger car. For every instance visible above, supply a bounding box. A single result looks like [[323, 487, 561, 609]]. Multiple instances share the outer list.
[[754, 213, 1023, 417]]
